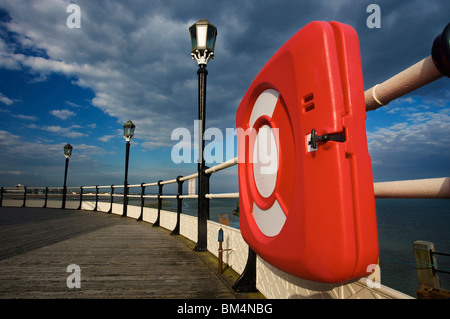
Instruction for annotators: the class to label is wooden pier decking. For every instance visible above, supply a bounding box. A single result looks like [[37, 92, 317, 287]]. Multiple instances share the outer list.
[[0, 206, 262, 299]]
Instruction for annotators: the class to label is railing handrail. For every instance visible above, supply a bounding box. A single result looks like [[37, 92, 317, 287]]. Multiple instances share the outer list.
[[1, 155, 449, 199], [179, 173, 198, 182], [204, 157, 238, 175], [373, 177, 450, 199]]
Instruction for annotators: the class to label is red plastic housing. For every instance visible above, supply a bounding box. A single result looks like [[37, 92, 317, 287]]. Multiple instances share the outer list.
[[236, 21, 378, 283]]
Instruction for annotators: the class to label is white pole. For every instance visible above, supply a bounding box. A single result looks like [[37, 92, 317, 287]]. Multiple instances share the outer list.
[[204, 157, 238, 174], [365, 56, 443, 111], [365, 22, 449, 111], [205, 192, 240, 199], [373, 177, 450, 199]]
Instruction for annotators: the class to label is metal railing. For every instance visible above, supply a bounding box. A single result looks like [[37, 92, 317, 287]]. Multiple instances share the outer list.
[[1, 164, 448, 221], [1, 169, 448, 204], [413, 240, 450, 298], [0, 157, 238, 237], [431, 251, 450, 276]]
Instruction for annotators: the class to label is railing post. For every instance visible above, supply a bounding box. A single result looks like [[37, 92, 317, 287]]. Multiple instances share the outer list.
[[122, 140, 131, 217], [218, 228, 224, 274], [94, 185, 99, 211], [108, 185, 114, 214], [43, 187, 48, 208], [137, 182, 145, 221], [232, 247, 258, 293], [171, 176, 183, 235], [194, 168, 210, 252], [153, 180, 163, 227], [414, 241, 441, 291], [0, 187, 3, 207], [62, 157, 69, 209], [77, 186, 83, 210], [122, 183, 129, 217], [21, 186, 27, 208]]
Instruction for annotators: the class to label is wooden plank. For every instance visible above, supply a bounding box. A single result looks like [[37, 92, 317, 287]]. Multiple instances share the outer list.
[[0, 207, 120, 260], [0, 207, 237, 299]]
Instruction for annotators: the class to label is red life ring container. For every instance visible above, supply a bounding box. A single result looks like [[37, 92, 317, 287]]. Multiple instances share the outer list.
[[236, 21, 378, 283]]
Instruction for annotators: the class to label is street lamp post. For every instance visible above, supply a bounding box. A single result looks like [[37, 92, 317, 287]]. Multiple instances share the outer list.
[[62, 143, 73, 209], [189, 19, 217, 252], [122, 120, 135, 217]]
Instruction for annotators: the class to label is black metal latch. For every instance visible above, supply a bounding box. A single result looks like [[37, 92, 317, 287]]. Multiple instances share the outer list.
[[308, 129, 346, 151]]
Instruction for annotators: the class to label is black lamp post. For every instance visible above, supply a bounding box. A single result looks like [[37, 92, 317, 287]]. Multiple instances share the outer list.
[[62, 143, 73, 209], [189, 18, 217, 251], [122, 120, 135, 217]]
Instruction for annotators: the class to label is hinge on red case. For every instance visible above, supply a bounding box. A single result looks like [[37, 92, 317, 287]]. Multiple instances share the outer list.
[[308, 128, 346, 151]]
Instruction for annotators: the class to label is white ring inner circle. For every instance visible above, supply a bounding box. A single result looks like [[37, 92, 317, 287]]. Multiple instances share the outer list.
[[248, 89, 286, 237], [253, 125, 278, 198]]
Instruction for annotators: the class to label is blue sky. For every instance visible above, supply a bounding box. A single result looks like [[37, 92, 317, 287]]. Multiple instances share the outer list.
[[0, 0, 449, 194]]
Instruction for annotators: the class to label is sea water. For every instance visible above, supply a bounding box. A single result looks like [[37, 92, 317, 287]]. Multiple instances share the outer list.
[[154, 197, 450, 297], [375, 198, 450, 297]]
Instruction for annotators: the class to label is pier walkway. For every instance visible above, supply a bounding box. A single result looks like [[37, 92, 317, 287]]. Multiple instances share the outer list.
[[0, 206, 262, 299]]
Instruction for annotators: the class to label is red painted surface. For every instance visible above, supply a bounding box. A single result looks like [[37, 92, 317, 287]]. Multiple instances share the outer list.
[[236, 21, 378, 283]]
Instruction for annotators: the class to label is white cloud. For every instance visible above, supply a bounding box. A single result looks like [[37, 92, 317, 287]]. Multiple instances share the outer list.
[[46, 126, 85, 138], [0, 129, 61, 161], [65, 101, 83, 108], [98, 135, 115, 142], [50, 109, 75, 120], [0, 92, 14, 105], [0, 0, 196, 149], [0, 128, 111, 185], [72, 143, 105, 156], [28, 124, 86, 138], [0, 170, 22, 175], [12, 114, 39, 121], [367, 105, 450, 180], [142, 140, 169, 150]]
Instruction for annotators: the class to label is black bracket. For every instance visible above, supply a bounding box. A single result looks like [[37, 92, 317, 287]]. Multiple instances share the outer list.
[[308, 128, 346, 150], [431, 22, 450, 77]]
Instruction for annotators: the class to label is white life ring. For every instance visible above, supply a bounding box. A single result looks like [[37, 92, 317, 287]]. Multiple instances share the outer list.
[[247, 89, 287, 237]]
